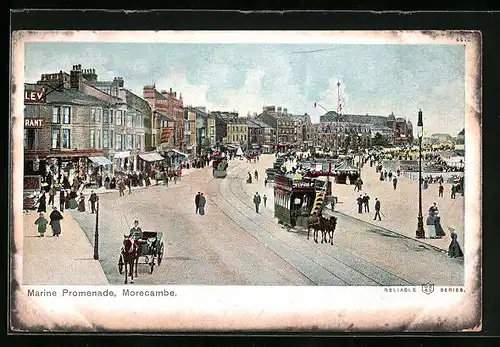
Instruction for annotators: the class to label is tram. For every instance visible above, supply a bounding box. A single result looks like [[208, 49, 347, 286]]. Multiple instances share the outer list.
[[212, 152, 228, 178], [273, 173, 336, 230]]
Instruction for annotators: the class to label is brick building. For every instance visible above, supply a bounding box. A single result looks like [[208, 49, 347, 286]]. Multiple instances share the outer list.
[[143, 86, 184, 152]]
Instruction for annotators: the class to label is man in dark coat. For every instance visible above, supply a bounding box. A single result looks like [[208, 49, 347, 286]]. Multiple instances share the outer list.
[[373, 198, 382, 221], [49, 206, 63, 237], [59, 188, 65, 212], [253, 192, 262, 213], [37, 191, 47, 213], [357, 195, 363, 213], [362, 193, 370, 213], [195, 192, 201, 214], [89, 190, 98, 214]]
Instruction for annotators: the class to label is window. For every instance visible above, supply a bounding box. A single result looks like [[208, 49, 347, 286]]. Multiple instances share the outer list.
[[126, 134, 133, 150], [62, 129, 70, 148], [62, 106, 71, 124], [24, 129, 36, 150], [51, 127, 60, 148], [52, 107, 60, 123], [116, 111, 122, 125], [110, 109, 114, 123], [127, 114, 133, 127], [96, 108, 102, 122], [103, 109, 109, 123], [110, 130, 114, 148], [91, 108, 96, 122], [97, 129, 101, 148], [90, 129, 95, 148], [136, 134, 141, 149], [116, 134, 122, 150], [103, 130, 109, 148]]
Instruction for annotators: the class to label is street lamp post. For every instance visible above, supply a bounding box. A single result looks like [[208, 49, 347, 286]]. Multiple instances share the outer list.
[[416, 109, 425, 239], [93, 196, 100, 260]]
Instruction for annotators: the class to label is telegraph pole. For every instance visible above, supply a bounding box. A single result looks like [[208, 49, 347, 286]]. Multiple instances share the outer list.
[[336, 79, 341, 158]]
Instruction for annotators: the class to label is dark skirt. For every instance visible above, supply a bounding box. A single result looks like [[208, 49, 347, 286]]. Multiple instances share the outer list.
[[448, 240, 463, 258]]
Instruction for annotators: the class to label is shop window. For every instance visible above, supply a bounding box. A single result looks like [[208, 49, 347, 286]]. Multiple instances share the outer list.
[[52, 107, 60, 124], [51, 127, 60, 148], [62, 129, 70, 149], [62, 106, 71, 124]]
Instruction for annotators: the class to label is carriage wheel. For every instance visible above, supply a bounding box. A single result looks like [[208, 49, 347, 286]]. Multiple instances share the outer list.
[[150, 256, 155, 274], [118, 254, 124, 274], [157, 242, 165, 266]]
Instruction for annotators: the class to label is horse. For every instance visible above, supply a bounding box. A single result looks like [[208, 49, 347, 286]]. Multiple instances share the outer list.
[[307, 213, 321, 243], [122, 236, 138, 284], [324, 216, 338, 245]]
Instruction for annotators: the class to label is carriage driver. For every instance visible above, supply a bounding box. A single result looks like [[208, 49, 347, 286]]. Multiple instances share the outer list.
[[129, 220, 143, 239]]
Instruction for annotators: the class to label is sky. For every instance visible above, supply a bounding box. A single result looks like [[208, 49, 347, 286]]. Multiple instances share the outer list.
[[24, 42, 465, 135]]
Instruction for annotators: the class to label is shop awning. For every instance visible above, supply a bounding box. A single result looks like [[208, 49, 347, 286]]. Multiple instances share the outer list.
[[139, 152, 165, 162], [113, 151, 131, 159], [169, 149, 189, 157], [88, 156, 113, 166]]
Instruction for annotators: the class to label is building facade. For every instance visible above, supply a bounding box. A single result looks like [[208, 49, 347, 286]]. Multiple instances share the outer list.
[[143, 86, 184, 152], [226, 119, 248, 150]]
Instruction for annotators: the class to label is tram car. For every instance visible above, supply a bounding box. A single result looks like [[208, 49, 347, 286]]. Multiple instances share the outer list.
[[212, 152, 228, 178], [273, 173, 335, 230]]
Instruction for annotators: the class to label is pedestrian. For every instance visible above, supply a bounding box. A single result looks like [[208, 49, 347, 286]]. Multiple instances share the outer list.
[[451, 185, 456, 199], [438, 184, 444, 198], [373, 198, 382, 221], [89, 190, 98, 214], [357, 195, 363, 213], [254, 170, 259, 181], [126, 177, 132, 194], [363, 193, 370, 213], [429, 202, 438, 216], [174, 174, 177, 184], [264, 177, 268, 187], [34, 212, 48, 237], [263, 194, 267, 207], [253, 192, 262, 213], [49, 206, 63, 237], [426, 211, 437, 238], [448, 229, 463, 258], [77, 193, 86, 212], [59, 188, 65, 212], [434, 211, 446, 237], [195, 192, 201, 214], [392, 176, 398, 190], [119, 179, 125, 197], [37, 191, 47, 213], [48, 184, 56, 206], [198, 193, 206, 215], [163, 170, 168, 186]]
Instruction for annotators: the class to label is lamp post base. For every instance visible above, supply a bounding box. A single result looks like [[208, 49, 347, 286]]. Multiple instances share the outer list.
[[416, 215, 425, 239]]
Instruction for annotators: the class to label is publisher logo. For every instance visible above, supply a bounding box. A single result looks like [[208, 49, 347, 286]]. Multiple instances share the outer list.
[[422, 282, 435, 295]]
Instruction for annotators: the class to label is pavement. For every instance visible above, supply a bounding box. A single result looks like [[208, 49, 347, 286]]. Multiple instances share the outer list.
[[22, 204, 108, 285], [242, 154, 464, 253]]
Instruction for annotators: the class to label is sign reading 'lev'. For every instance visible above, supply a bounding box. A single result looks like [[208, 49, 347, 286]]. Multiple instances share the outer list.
[[24, 88, 46, 103]]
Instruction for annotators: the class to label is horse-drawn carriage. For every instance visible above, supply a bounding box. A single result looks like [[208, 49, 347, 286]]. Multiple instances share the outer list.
[[212, 152, 228, 178], [273, 173, 338, 244], [118, 231, 165, 284]]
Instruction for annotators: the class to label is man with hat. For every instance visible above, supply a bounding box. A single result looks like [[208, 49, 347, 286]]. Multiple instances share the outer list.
[[89, 190, 98, 214], [129, 220, 143, 238]]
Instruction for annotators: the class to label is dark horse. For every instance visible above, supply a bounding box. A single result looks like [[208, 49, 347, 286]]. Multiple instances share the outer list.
[[307, 214, 338, 245], [122, 236, 138, 284]]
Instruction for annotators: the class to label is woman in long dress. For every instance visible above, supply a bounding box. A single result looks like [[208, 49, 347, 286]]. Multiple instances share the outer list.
[[49, 206, 63, 237], [37, 191, 47, 213], [69, 190, 78, 209], [434, 212, 446, 237], [198, 193, 206, 215], [77, 193, 86, 212], [426, 212, 437, 238], [448, 229, 463, 258]]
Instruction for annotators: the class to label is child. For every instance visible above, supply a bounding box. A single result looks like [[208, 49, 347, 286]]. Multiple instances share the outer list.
[[34, 212, 48, 237]]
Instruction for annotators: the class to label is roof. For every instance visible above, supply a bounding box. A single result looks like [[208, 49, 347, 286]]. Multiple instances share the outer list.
[[41, 86, 112, 106], [334, 161, 359, 172]]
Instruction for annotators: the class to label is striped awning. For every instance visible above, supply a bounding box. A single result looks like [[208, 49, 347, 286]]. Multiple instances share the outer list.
[[113, 151, 131, 159], [139, 152, 165, 162], [88, 156, 113, 166]]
